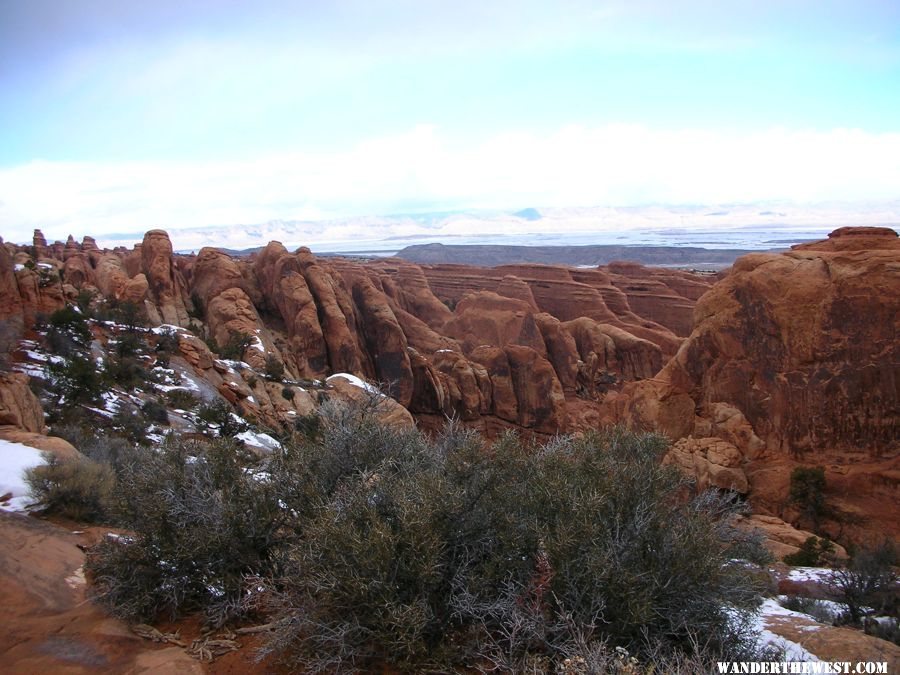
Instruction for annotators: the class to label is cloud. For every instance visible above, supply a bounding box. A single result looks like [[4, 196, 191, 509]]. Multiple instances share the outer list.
[[1, 123, 899, 245]]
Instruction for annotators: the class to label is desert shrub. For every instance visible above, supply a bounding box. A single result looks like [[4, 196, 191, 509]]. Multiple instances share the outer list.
[[264, 354, 285, 381], [86, 439, 287, 624], [26, 454, 115, 522], [113, 331, 145, 358], [196, 399, 249, 437], [166, 388, 199, 410], [112, 410, 151, 445], [260, 409, 767, 672], [46, 305, 92, 357], [141, 399, 169, 425], [105, 299, 145, 331], [206, 331, 252, 361], [51, 424, 136, 469], [49, 354, 106, 405], [784, 536, 835, 566], [830, 540, 899, 623], [105, 355, 147, 388], [87, 399, 769, 671], [281, 386, 295, 401], [75, 288, 96, 314]]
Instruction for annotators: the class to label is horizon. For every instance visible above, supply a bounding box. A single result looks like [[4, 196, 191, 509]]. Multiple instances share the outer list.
[[2, 1, 899, 245]]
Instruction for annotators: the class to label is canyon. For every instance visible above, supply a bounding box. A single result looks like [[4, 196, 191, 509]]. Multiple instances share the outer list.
[[0, 225, 897, 544]]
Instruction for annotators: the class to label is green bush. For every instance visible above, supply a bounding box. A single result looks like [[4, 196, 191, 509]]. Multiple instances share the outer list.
[[196, 399, 249, 437], [75, 288, 96, 314], [86, 400, 770, 671], [261, 408, 767, 671], [784, 536, 835, 566], [26, 454, 115, 522], [206, 331, 252, 361], [141, 399, 169, 425], [166, 389, 199, 410], [188, 291, 205, 320], [46, 305, 92, 357], [86, 439, 286, 624], [49, 354, 106, 405], [264, 354, 285, 381]]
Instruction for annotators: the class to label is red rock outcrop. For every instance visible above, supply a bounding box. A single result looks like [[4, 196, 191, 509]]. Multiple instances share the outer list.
[[618, 227, 900, 539], [141, 230, 191, 326], [0, 241, 24, 324], [253, 242, 329, 378], [344, 272, 414, 407], [0, 372, 46, 433], [297, 251, 367, 376]]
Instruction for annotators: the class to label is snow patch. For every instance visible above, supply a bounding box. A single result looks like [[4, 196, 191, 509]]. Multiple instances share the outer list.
[[326, 373, 382, 396], [787, 567, 835, 584], [0, 439, 46, 513], [152, 324, 186, 335], [754, 598, 822, 662], [236, 429, 281, 452], [14, 364, 48, 379]]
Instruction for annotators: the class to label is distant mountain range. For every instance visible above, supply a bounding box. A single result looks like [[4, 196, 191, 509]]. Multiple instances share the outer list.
[[83, 201, 899, 254], [394, 242, 779, 268]]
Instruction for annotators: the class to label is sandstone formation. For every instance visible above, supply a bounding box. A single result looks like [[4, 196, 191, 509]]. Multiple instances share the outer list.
[[0, 372, 46, 433], [619, 226, 900, 539], [735, 514, 848, 561], [1, 229, 714, 438], [1, 226, 896, 542], [141, 230, 191, 326]]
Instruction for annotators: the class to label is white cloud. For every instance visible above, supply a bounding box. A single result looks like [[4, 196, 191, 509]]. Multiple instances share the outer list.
[[1, 124, 899, 246]]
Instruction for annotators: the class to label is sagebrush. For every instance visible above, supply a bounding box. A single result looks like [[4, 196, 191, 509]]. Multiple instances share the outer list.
[[85, 398, 770, 672]]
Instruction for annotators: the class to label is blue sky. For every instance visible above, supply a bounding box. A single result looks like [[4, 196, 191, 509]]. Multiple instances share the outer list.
[[1, 0, 899, 243]]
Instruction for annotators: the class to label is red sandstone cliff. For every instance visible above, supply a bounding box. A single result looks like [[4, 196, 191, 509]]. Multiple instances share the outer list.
[[620, 226, 899, 540]]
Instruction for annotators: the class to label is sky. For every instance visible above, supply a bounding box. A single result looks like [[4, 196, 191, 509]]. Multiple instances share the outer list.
[[1, 0, 899, 245]]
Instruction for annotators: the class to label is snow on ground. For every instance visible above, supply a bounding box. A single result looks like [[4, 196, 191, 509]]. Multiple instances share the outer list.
[[0, 439, 46, 513], [754, 598, 822, 661], [777, 596, 849, 624], [14, 364, 48, 379], [787, 567, 836, 584], [236, 429, 281, 452], [326, 373, 382, 395], [22, 350, 63, 365], [151, 324, 187, 335]]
